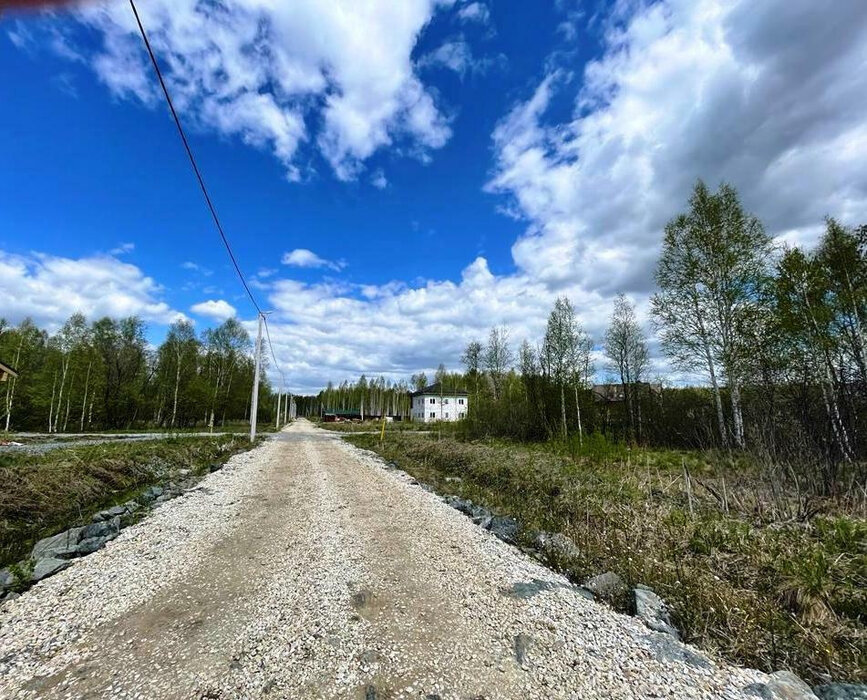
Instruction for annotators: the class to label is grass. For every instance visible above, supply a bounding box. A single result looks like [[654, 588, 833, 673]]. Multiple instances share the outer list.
[[345, 431, 867, 685], [315, 419, 437, 433], [0, 434, 258, 568], [9, 421, 279, 437]]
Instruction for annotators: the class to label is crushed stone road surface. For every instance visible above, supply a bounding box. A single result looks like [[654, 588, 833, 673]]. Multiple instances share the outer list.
[[0, 419, 769, 699]]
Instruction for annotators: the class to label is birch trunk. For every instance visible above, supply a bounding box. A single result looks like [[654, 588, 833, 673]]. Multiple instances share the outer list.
[[4, 335, 23, 432], [694, 295, 728, 447], [730, 380, 745, 448], [171, 348, 181, 428], [53, 356, 69, 433], [80, 360, 92, 432], [574, 383, 583, 446], [48, 371, 57, 433]]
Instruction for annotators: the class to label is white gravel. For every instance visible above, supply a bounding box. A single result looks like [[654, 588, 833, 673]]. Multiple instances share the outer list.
[[0, 419, 772, 699]]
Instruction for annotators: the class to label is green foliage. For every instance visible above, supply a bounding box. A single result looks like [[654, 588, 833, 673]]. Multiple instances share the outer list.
[[0, 314, 278, 432]]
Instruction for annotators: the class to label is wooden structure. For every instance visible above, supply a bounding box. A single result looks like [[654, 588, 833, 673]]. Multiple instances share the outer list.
[[0, 360, 18, 383]]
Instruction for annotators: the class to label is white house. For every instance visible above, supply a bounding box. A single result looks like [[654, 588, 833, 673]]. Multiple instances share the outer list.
[[410, 383, 469, 423]]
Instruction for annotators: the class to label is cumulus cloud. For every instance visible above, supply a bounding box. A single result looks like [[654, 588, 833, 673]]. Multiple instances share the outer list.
[[10, 0, 867, 395], [260, 0, 867, 392], [282, 249, 346, 272], [190, 299, 237, 322], [487, 0, 867, 296], [52, 0, 454, 181], [0, 250, 185, 330], [259, 257, 607, 393]]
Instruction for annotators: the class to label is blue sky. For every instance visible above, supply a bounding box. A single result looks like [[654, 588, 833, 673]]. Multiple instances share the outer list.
[[2, 0, 866, 392]]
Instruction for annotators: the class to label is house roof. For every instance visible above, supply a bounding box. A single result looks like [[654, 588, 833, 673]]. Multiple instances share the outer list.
[[0, 360, 18, 379], [410, 382, 469, 398]]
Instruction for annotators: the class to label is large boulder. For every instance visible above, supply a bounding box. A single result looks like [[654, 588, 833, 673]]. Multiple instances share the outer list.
[[814, 684, 867, 700], [487, 516, 519, 543], [444, 496, 491, 523], [79, 516, 120, 542], [533, 531, 581, 565], [633, 585, 680, 639], [31, 527, 84, 561], [585, 572, 628, 604], [745, 672, 819, 700], [31, 557, 72, 582], [93, 505, 127, 522], [140, 485, 164, 503], [0, 567, 14, 592]]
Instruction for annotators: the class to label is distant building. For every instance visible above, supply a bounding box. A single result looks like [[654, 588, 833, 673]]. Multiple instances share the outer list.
[[0, 361, 17, 383], [410, 383, 469, 423]]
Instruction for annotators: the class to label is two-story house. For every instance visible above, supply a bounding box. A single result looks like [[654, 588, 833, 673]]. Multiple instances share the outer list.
[[410, 383, 469, 423]]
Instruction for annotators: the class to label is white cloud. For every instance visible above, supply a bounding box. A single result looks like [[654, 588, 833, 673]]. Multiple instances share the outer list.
[[419, 38, 474, 76], [457, 2, 490, 25], [10, 0, 867, 396], [261, 0, 867, 393], [486, 0, 867, 298], [371, 169, 388, 190], [0, 250, 185, 330], [190, 299, 237, 322], [418, 35, 505, 78], [249, 255, 626, 394], [57, 0, 454, 181], [182, 261, 213, 276], [282, 248, 346, 272], [109, 242, 135, 255]]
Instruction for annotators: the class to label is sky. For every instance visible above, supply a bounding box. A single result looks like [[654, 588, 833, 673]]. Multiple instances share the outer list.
[[1, 0, 866, 394]]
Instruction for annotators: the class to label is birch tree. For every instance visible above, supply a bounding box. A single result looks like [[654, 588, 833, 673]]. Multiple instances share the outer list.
[[604, 294, 649, 441], [484, 326, 513, 400], [542, 298, 580, 439], [652, 181, 771, 449]]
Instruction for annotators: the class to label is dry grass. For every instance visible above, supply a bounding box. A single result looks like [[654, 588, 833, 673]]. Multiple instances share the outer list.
[[0, 435, 255, 567], [347, 432, 867, 685]]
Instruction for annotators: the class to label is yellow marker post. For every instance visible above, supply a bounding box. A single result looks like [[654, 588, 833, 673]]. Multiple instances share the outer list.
[[380, 415, 387, 445]]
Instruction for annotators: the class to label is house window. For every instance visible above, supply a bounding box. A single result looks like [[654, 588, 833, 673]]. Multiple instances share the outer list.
[[445, 412, 449, 419], [429, 398, 435, 404], [459, 412, 465, 418], [429, 412, 436, 419], [458, 399, 465, 405], [443, 398, 449, 404]]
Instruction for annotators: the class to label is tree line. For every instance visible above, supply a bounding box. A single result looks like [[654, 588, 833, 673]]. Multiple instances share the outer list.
[[459, 182, 865, 489], [304, 181, 865, 492], [0, 315, 279, 432], [297, 376, 414, 419]]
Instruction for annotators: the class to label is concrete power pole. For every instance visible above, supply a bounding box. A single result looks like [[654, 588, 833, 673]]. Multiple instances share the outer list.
[[275, 391, 282, 430], [249, 312, 264, 442]]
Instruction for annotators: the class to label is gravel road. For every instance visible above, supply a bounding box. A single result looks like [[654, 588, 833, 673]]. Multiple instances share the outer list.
[[0, 419, 771, 699]]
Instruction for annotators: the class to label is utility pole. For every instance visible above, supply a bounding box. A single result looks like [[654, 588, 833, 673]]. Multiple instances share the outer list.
[[275, 391, 282, 430], [249, 312, 264, 442]]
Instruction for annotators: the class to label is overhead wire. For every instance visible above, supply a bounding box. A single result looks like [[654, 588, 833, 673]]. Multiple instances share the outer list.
[[129, 0, 288, 390], [127, 0, 261, 316], [263, 316, 286, 389]]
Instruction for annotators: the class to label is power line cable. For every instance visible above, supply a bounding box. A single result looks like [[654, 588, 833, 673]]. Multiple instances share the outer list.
[[263, 316, 286, 389], [128, 0, 262, 316], [130, 0, 288, 390]]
